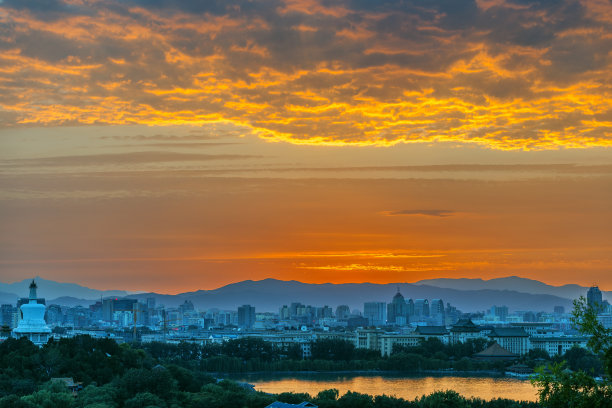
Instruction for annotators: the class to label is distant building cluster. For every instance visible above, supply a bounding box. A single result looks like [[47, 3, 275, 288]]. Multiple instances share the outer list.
[[1, 281, 611, 360]]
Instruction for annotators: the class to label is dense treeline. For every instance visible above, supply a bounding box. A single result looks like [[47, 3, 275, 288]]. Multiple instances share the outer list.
[[139, 336, 603, 375], [0, 336, 540, 408], [1, 332, 607, 407], [138, 337, 507, 373]]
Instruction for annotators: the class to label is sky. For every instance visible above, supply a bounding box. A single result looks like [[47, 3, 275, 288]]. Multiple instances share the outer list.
[[0, 0, 611, 293]]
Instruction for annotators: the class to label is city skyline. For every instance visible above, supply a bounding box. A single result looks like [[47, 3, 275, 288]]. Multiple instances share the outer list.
[[1, 0, 611, 293]]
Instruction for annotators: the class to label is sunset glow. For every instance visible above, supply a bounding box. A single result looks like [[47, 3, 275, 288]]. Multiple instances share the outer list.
[[0, 0, 611, 292]]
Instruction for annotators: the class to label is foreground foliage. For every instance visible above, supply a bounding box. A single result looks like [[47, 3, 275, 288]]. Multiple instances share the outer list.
[[0, 335, 541, 408], [531, 297, 612, 408]]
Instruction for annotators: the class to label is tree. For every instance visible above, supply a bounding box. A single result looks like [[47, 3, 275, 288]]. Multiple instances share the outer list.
[[75, 384, 118, 408], [571, 296, 612, 378], [124, 392, 166, 408], [20, 381, 75, 408], [116, 367, 177, 402], [418, 391, 470, 408], [531, 297, 612, 407], [221, 338, 278, 362], [337, 391, 373, 408], [310, 339, 355, 361]]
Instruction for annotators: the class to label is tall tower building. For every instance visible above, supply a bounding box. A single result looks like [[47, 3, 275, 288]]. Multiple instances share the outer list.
[[364, 302, 387, 326], [387, 289, 408, 325], [335, 305, 350, 320], [587, 286, 604, 313], [237, 304, 256, 329], [430, 299, 446, 324]]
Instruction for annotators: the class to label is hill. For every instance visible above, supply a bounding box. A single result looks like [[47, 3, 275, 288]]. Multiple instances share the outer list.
[[126, 278, 576, 313]]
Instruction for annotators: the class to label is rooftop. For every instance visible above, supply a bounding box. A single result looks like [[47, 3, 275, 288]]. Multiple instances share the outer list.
[[489, 327, 529, 337]]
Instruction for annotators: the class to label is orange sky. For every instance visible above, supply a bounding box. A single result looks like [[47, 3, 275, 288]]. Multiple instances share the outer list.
[[0, 1, 611, 293]]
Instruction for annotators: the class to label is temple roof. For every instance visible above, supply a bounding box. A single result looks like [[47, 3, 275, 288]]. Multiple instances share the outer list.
[[415, 326, 448, 335], [489, 327, 529, 338], [473, 343, 518, 359]]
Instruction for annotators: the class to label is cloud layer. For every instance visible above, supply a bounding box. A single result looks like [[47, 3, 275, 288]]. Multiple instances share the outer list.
[[1, 0, 611, 149]]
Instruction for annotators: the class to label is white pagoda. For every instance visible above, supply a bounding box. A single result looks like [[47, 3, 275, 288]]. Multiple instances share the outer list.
[[13, 279, 51, 345]]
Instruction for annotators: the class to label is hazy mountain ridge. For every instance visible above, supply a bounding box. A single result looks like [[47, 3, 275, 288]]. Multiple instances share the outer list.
[[126, 280, 577, 313], [1, 276, 605, 312], [0, 291, 18, 305], [0, 277, 130, 301], [415, 276, 611, 300]]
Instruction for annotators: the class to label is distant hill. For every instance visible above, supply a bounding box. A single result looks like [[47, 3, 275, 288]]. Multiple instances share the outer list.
[[1, 276, 597, 313], [126, 278, 575, 313], [47, 297, 98, 307], [0, 291, 18, 305], [415, 276, 610, 301], [0, 277, 131, 301]]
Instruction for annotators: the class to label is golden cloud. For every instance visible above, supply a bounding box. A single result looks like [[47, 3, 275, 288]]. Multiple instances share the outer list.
[[0, 0, 611, 149]]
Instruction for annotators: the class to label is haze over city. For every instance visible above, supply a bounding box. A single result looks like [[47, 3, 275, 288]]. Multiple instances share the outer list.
[[1, 0, 611, 294]]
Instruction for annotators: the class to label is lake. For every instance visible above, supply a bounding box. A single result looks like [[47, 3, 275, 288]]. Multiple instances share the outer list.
[[229, 373, 539, 402]]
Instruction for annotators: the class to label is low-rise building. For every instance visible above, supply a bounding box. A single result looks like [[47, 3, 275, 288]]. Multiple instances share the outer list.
[[529, 336, 589, 356], [354, 329, 383, 351], [450, 319, 481, 344], [413, 326, 450, 344], [488, 327, 530, 355], [379, 334, 422, 356]]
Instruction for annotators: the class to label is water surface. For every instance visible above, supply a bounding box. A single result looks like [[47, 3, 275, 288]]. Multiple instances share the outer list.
[[231, 373, 538, 402]]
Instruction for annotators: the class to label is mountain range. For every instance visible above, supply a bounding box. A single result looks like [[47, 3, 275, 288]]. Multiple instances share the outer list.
[[0, 276, 608, 313], [0, 277, 130, 302], [415, 276, 598, 300]]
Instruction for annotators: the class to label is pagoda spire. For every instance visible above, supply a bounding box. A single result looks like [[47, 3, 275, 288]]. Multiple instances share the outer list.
[[29, 279, 38, 302]]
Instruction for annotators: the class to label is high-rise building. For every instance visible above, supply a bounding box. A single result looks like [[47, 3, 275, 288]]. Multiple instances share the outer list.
[[336, 305, 350, 320], [587, 286, 604, 312], [237, 304, 256, 329], [133, 302, 149, 325], [430, 299, 445, 324], [364, 302, 386, 326], [290, 302, 304, 317], [491, 305, 509, 321], [317, 306, 333, 319], [413, 299, 430, 318], [146, 297, 156, 310], [445, 302, 461, 325], [1, 304, 17, 329], [387, 289, 408, 325], [45, 304, 64, 326], [553, 306, 565, 315], [279, 305, 290, 320], [406, 298, 415, 317], [102, 298, 137, 322]]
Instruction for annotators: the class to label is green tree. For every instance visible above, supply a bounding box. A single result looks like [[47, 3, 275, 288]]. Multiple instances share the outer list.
[[124, 392, 166, 408], [21, 380, 75, 408], [75, 384, 118, 408], [116, 367, 177, 402], [310, 339, 355, 361], [338, 391, 373, 408], [0, 395, 36, 408], [532, 296, 612, 407], [418, 390, 469, 408], [221, 338, 279, 362]]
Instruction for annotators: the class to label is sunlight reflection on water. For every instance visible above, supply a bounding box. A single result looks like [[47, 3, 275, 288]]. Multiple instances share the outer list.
[[235, 374, 538, 402]]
